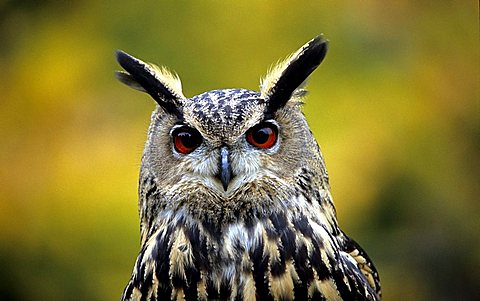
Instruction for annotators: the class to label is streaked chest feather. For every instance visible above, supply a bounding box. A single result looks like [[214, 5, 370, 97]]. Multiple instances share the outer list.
[[122, 208, 370, 301]]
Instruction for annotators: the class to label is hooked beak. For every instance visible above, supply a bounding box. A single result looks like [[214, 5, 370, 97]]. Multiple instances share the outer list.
[[217, 146, 232, 191]]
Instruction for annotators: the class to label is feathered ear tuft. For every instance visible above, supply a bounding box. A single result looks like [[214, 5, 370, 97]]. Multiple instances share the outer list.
[[115, 50, 184, 117], [260, 35, 328, 114]]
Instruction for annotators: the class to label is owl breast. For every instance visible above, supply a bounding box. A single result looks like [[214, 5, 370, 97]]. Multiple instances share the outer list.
[[122, 183, 376, 301]]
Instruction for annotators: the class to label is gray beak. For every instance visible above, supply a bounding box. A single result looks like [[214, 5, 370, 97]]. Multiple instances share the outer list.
[[218, 146, 232, 191]]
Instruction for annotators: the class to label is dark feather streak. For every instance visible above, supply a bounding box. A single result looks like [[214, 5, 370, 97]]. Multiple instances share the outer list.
[[115, 50, 183, 118], [264, 36, 328, 115]]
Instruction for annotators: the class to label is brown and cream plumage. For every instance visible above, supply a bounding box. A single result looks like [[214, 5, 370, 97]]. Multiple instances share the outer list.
[[115, 35, 381, 301]]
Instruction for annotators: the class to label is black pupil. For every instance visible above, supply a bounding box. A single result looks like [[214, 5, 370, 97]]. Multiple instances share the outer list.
[[178, 131, 199, 149], [253, 127, 272, 144]]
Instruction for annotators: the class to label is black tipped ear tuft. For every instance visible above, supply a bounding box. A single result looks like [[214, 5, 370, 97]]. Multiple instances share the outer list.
[[115, 50, 184, 118], [261, 35, 329, 115]]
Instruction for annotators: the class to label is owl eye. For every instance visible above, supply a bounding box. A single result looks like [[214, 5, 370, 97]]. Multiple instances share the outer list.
[[246, 122, 278, 149], [172, 126, 203, 154]]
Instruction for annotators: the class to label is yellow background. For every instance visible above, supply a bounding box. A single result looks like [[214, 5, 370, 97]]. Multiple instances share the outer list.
[[0, 1, 478, 300]]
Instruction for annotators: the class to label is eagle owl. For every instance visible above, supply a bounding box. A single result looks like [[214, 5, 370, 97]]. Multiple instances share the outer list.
[[115, 35, 381, 301]]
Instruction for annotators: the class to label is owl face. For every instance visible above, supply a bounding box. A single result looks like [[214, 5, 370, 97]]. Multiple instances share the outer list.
[[173, 89, 271, 193], [145, 88, 313, 199], [115, 36, 328, 209]]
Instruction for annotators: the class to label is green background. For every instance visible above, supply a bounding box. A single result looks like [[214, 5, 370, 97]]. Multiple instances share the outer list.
[[0, 1, 478, 300]]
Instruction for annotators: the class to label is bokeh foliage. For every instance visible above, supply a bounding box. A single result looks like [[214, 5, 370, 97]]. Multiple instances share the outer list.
[[0, 1, 478, 300]]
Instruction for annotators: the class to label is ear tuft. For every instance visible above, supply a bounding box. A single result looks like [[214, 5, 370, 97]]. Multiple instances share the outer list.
[[115, 50, 184, 117], [260, 35, 328, 114], [148, 64, 184, 99]]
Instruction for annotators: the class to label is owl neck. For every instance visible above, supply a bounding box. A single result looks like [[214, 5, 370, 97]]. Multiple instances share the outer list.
[[137, 166, 339, 247]]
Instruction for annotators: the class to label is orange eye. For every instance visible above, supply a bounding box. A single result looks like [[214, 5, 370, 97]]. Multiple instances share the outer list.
[[246, 122, 278, 149], [172, 126, 202, 154]]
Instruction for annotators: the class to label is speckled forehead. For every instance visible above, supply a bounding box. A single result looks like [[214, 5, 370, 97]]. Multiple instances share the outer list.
[[182, 89, 266, 138]]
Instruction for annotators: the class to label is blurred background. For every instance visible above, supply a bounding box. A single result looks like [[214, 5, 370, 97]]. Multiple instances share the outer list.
[[0, 1, 478, 300]]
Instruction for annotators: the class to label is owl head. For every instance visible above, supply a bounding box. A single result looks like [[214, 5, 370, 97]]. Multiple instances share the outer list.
[[116, 36, 329, 228]]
